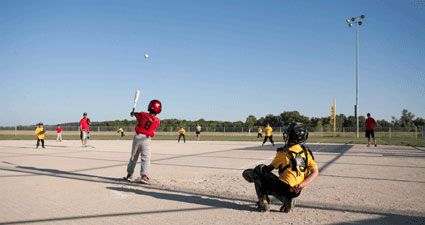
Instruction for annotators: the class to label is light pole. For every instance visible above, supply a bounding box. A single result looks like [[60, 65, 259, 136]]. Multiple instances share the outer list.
[[346, 15, 365, 138]]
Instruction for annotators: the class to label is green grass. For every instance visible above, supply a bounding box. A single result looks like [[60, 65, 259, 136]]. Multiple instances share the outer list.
[[1, 134, 424, 147]]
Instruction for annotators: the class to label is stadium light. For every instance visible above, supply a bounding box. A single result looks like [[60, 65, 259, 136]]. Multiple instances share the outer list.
[[346, 15, 365, 138]]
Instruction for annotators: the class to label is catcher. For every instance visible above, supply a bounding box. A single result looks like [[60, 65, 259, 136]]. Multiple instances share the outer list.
[[243, 122, 319, 212]]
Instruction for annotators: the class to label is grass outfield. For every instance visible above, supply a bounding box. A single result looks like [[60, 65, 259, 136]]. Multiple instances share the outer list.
[[1, 134, 424, 147]]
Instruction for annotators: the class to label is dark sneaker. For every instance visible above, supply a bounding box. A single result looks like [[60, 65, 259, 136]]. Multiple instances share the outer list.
[[374, 144, 377, 147], [122, 174, 132, 181], [280, 199, 296, 213], [257, 201, 269, 212], [242, 169, 254, 183]]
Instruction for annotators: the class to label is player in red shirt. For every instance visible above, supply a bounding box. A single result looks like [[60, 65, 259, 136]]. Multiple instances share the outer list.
[[124, 100, 161, 184], [56, 125, 63, 142], [365, 113, 377, 147], [79, 112, 91, 147]]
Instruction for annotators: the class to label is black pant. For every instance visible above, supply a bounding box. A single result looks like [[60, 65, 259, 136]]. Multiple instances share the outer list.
[[257, 133, 262, 138], [121, 132, 125, 137], [252, 164, 300, 202], [178, 133, 185, 143], [36, 139, 45, 148], [263, 135, 274, 144]]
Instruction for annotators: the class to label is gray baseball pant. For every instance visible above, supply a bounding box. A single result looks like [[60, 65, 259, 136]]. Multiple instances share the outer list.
[[126, 134, 151, 177]]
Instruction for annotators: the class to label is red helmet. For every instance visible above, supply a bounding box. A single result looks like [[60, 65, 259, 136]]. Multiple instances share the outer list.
[[148, 100, 162, 114]]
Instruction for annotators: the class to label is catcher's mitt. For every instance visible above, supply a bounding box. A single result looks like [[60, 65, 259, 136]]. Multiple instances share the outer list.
[[242, 169, 254, 183]]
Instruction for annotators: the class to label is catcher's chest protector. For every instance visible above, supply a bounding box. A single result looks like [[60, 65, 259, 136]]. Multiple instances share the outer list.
[[278, 146, 310, 176]]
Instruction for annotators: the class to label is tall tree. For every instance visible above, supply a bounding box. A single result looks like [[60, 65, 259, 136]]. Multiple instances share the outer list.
[[245, 115, 257, 128], [400, 109, 415, 127]]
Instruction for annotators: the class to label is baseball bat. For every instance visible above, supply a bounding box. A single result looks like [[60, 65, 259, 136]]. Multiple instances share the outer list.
[[132, 90, 140, 113]]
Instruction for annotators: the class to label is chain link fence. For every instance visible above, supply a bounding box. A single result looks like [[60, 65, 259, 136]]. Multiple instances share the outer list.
[[0, 125, 423, 139]]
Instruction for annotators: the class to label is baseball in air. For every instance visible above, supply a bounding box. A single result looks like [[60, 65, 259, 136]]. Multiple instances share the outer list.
[[144, 54, 149, 59]]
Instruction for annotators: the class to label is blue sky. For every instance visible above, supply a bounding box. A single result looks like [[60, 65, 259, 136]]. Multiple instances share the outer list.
[[0, 0, 424, 126]]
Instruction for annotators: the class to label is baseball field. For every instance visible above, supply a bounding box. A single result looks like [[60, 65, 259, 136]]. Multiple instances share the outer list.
[[0, 140, 424, 224]]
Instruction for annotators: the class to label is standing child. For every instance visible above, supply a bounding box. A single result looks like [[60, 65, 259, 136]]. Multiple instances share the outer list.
[[262, 124, 275, 146], [195, 124, 202, 140], [56, 125, 62, 142], [177, 127, 186, 143], [35, 122, 45, 148], [257, 127, 263, 138], [124, 100, 162, 184]]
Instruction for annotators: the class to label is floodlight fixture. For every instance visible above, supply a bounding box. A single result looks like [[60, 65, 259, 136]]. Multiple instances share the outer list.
[[351, 18, 355, 22], [360, 15, 365, 19], [348, 23, 353, 27], [346, 19, 351, 23], [358, 21, 362, 26]]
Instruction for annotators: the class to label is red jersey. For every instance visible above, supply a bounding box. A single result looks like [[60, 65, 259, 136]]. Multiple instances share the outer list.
[[135, 112, 160, 137], [80, 118, 90, 132], [366, 118, 376, 130], [56, 128, 62, 133]]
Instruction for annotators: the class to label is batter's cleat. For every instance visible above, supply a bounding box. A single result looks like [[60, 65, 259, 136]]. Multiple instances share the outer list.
[[280, 199, 296, 213], [122, 174, 132, 181], [140, 176, 150, 184], [242, 169, 254, 183], [374, 144, 377, 147], [135, 176, 150, 184]]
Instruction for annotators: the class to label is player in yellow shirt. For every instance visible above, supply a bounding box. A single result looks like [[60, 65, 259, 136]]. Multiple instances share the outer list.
[[35, 122, 46, 149], [257, 127, 263, 138], [177, 127, 186, 143], [119, 127, 125, 137], [262, 124, 274, 146], [243, 122, 319, 212]]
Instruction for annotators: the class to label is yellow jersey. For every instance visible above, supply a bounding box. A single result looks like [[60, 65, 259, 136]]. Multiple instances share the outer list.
[[264, 126, 272, 136], [35, 127, 45, 139], [178, 128, 186, 134], [119, 128, 123, 132], [271, 144, 317, 188], [257, 128, 262, 133]]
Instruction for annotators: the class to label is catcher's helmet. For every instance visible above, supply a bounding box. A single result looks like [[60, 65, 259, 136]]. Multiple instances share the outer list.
[[285, 122, 308, 144], [148, 100, 162, 114]]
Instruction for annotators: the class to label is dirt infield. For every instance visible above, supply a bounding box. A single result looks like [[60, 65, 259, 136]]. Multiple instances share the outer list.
[[0, 140, 424, 224]]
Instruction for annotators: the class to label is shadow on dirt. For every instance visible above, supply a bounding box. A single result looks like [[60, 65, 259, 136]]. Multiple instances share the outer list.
[[107, 186, 251, 211]]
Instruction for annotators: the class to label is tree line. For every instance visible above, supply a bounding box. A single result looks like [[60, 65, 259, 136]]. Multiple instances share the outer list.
[[58, 109, 424, 130]]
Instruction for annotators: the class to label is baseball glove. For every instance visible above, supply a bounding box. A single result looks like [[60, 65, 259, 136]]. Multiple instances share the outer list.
[[242, 169, 254, 183]]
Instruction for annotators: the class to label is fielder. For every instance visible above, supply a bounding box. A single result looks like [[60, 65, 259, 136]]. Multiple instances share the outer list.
[[35, 122, 46, 149], [177, 127, 186, 143], [262, 124, 274, 146], [195, 124, 202, 140], [243, 122, 319, 212], [123, 100, 161, 184], [119, 127, 125, 137], [257, 127, 263, 138]]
